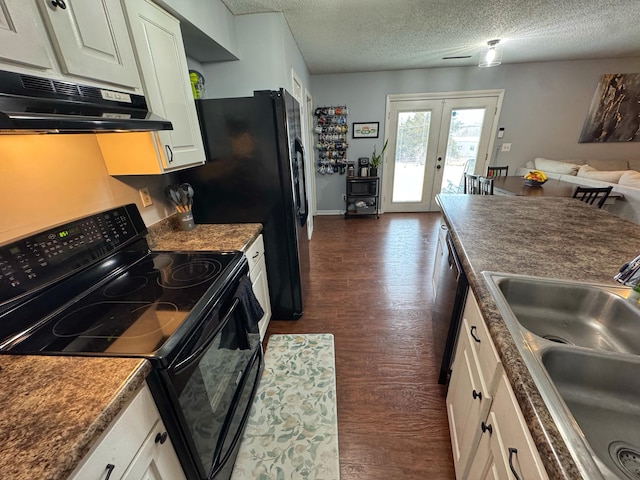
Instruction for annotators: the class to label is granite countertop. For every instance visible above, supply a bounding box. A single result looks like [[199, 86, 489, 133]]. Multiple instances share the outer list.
[[147, 217, 262, 252], [437, 194, 640, 480], [0, 355, 151, 480]]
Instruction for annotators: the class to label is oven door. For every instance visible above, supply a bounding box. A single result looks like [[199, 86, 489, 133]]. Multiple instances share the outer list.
[[152, 288, 263, 480]]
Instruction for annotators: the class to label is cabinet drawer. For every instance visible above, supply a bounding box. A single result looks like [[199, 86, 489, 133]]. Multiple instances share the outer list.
[[68, 386, 159, 480], [246, 234, 265, 272], [463, 292, 501, 391]]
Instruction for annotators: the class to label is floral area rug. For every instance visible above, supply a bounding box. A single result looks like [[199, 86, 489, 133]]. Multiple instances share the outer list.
[[231, 334, 340, 480]]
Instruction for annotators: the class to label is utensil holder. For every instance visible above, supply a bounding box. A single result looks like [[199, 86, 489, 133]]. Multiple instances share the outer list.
[[178, 211, 195, 231]]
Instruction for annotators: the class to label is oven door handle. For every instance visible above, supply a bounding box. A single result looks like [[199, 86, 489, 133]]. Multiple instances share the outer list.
[[172, 297, 241, 374]]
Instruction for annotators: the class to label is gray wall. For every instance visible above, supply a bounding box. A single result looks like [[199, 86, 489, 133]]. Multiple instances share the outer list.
[[201, 13, 310, 99], [311, 57, 640, 212]]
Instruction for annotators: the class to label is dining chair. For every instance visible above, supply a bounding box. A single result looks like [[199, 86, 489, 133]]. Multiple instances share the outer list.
[[486, 166, 509, 178], [463, 173, 479, 194], [478, 176, 494, 195], [572, 185, 613, 208]]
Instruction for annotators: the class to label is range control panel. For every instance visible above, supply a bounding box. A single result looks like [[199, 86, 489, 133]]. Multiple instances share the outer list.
[[0, 204, 145, 304]]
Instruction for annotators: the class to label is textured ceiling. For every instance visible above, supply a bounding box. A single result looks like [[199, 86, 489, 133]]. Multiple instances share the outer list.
[[220, 0, 640, 74]]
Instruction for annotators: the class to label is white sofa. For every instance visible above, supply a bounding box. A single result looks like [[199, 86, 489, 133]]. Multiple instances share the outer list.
[[514, 157, 640, 224]]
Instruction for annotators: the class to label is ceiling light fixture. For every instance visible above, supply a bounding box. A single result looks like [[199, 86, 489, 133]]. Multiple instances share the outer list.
[[479, 39, 503, 67]]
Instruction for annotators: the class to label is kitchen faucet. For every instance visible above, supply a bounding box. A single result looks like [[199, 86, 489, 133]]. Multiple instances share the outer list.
[[614, 254, 640, 287]]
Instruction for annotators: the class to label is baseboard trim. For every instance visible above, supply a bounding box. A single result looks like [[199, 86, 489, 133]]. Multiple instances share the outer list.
[[316, 210, 344, 216]]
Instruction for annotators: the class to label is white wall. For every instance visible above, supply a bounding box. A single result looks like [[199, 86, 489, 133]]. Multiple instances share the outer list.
[[311, 57, 640, 212], [200, 12, 311, 99]]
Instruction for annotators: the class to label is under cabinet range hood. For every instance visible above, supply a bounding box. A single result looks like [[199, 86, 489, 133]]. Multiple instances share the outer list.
[[0, 70, 172, 134]]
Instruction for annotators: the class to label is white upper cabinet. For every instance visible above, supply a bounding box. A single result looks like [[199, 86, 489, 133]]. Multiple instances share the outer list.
[[37, 0, 142, 89], [100, 0, 205, 174], [0, 0, 53, 70]]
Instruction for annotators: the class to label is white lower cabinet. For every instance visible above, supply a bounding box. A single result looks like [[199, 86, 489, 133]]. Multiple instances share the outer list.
[[67, 385, 185, 480], [246, 234, 272, 340], [447, 291, 547, 479], [468, 374, 548, 480]]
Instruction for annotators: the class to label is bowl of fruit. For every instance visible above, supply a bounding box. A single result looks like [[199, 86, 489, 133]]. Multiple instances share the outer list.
[[523, 170, 548, 186]]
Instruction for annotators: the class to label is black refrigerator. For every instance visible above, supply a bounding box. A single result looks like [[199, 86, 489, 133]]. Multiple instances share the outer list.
[[179, 89, 309, 320]]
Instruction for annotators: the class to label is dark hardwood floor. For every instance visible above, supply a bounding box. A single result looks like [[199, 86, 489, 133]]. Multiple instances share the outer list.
[[265, 212, 456, 479]]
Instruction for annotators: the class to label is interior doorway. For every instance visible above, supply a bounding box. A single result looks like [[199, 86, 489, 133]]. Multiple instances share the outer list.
[[382, 91, 503, 212]]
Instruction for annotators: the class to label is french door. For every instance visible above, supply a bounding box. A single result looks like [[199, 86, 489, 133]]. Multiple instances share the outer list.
[[382, 92, 501, 212]]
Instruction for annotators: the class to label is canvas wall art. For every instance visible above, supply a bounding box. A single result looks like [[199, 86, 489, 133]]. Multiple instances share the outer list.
[[579, 73, 640, 143]]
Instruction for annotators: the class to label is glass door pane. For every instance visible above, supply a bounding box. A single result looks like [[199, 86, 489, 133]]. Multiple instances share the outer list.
[[392, 111, 431, 202], [382, 99, 443, 213], [439, 109, 486, 194]]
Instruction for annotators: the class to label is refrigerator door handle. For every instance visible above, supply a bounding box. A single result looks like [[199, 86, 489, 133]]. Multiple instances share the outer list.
[[295, 137, 309, 227]]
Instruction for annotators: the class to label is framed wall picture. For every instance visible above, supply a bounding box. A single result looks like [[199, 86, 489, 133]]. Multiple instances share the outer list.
[[579, 73, 640, 142], [352, 122, 379, 138]]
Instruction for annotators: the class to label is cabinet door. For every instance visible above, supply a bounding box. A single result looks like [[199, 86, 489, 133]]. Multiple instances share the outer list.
[[489, 374, 548, 479], [37, 0, 141, 89], [446, 318, 492, 479], [467, 412, 510, 480], [431, 222, 447, 298], [0, 0, 53, 70], [121, 420, 186, 480], [247, 235, 272, 340], [124, 0, 205, 171], [251, 261, 271, 340]]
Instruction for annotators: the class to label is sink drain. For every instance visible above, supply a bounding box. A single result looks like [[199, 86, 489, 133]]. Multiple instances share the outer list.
[[542, 335, 573, 345], [610, 442, 640, 479]]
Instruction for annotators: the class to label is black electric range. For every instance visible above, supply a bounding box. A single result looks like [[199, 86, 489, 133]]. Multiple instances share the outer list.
[[0, 204, 245, 365], [0, 204, 264, 480]]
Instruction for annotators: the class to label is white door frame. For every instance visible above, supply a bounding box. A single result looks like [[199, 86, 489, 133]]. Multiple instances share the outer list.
[[382, 90, 504, 212], [304, 88, 316, 239]]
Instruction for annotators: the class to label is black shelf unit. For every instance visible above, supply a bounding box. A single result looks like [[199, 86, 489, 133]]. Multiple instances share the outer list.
[[345, 176, 380, 218]]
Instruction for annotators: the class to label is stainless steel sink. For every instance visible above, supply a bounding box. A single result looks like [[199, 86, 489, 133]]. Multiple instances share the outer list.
[[483, 272, 640, 479], [542, 348, 640, 480], [495, 275, 639, 353]]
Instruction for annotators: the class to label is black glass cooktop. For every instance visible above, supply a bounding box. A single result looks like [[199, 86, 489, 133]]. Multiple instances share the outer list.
[[3, 250, 243, 356]]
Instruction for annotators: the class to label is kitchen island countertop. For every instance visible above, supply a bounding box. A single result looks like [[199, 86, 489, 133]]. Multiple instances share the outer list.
[[437, 194, 640, 479], [147, 219, 263, 252], [0, 355, 150, 480]]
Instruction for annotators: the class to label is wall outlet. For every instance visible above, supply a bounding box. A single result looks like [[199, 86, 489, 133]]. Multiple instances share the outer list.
[[139, 187, 153, 207], [342, 193, 347, 202], [501, 143, 512, 152]]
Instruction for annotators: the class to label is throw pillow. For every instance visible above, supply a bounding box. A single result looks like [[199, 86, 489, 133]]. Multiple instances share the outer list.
[[586, 158, 629, 171], [534, 157, 582, 175], [618, 170, 640, 188], [577, 165, 625, 183]]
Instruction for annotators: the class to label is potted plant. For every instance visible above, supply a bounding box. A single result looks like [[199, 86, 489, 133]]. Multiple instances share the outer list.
[[370, 139, 388, 176]]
